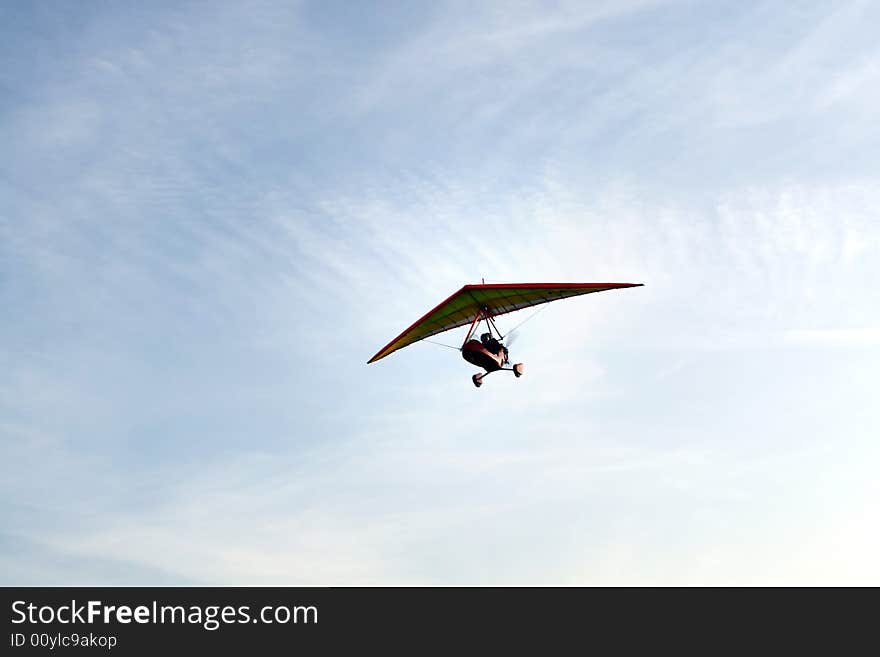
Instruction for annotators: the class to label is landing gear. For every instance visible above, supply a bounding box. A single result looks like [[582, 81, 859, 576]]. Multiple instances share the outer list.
[[469, 364, 524, 388]]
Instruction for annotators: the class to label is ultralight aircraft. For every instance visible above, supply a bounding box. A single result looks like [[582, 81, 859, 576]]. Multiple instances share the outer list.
[[368, 281, 643, 387]]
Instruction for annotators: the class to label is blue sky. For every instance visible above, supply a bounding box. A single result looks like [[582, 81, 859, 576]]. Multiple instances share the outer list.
[[2, 0, 879, 585]]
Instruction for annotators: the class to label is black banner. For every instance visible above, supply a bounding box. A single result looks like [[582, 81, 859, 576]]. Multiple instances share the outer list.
[[1, 586, 865, 654]]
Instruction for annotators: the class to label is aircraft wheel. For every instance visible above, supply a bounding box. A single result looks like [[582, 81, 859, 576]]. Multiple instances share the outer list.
[[472, 373, 483, 388], [513, 363, 524, 378]]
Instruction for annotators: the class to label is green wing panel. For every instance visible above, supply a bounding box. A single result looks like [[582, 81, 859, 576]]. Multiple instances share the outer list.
[[368, 282, 642, 364]]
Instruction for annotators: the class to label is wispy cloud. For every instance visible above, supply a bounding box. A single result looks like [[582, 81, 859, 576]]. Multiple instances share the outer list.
[[785, 328, 880, 347]]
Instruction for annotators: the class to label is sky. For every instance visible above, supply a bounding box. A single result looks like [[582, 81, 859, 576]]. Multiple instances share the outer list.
[[2, 0, 879, 585]]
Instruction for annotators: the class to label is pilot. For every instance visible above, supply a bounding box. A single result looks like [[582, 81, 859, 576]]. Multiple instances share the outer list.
[[480, 332, 509, 363]]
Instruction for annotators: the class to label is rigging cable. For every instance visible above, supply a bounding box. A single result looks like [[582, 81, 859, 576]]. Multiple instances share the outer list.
[[424, 339, 461, 350], [501, 304, 548, 339]]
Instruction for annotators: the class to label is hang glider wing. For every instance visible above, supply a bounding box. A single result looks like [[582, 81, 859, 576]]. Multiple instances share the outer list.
[[367, 282, 643, 364]]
